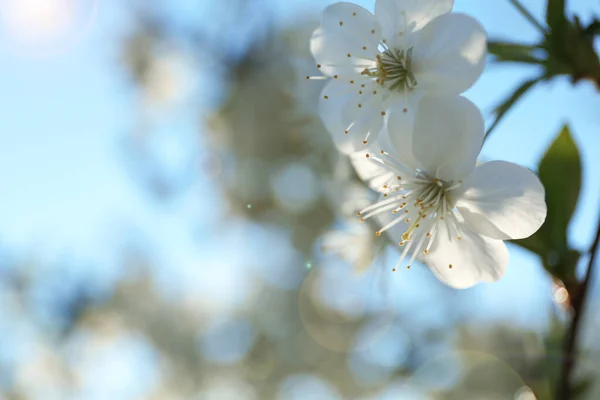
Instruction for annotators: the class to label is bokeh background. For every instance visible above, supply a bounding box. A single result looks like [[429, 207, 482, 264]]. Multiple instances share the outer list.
[[1, 0, 600, 398]]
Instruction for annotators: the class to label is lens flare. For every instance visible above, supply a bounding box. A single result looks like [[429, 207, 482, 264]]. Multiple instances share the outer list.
[[408, 350, 527, 398], [298, 266, 394, 353]]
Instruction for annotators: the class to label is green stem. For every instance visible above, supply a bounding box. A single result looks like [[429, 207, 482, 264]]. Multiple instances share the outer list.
[[508, 0, 548, 35]]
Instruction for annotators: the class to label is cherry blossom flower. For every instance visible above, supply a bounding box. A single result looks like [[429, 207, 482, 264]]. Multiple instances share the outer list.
[[308, 0, 486, 153], [322, 221, 377, 274], [353, 95, 547, 288]]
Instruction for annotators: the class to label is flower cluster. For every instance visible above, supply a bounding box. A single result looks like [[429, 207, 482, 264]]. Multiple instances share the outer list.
[[310, 0, 547, 288]]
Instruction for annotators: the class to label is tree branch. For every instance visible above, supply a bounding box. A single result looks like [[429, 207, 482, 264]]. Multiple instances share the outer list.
[[556, 210, 600, 399]]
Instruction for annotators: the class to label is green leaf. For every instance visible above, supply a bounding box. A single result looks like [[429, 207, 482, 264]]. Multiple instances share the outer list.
[[585, 19, 600, 36], [486, 76, 543, 138], [510, 233, 547, 255], [487, 40, 546, 65], [537, 125, 582, 254], [546, 0, 566, 32]]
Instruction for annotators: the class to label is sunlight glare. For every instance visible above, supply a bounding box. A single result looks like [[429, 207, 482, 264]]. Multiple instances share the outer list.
[[0, 0, 97, 55]]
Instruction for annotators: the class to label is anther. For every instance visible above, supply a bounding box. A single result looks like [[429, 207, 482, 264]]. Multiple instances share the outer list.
[[324, 95, 329, 99], [456, 236, 462, 240], [381, 111, 386, 116], [334, 75, 338, 79], [317, 64, 321, 68], [362, 46, 367, 50], [361, 84, 365, 88], [371, 29, 375, 34], [423, 250, 429, 254], [344, 130, 349, 134], [373, 90, 377, 94], [362, 140, 368, 144], [356, 211, 361, 216], [403, 108, 407, 112], [392, 268, 397, 272], [406, 265, 411, 270], [359, 90, 363, 94], [375, 231, 381, 237], [365, 154, 370, 158], [347, 53, 352, 57], [350, 80, 354, 84], [449, 264, 453, 269], [358, 103, 362, 108], [426, 232, 431, 237], [397, 176, 401, 180], [353, 12, 356, 16], [339, 21, 343, 26]]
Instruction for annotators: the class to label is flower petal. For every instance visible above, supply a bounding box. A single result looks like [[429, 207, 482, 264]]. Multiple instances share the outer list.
[[425, 223, 508, 289], [311, 3, 381, 77], [386, 96, 421, 170], [413, 13, 486, 95], [455, 161, 547, 240], [350, 131, 396, 191], [375, 0, 454, 44], [319, 80, 387, 154], [412, 95, 484, 181]]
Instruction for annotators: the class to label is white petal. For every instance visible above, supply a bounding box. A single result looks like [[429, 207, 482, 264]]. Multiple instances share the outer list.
[[319, 80, 387, 154], [455, 161, 547, 240], [350, 131, 396, 191], [386, 97, 421, 170], [311, 3, 381, 77], [375, 0, 453, 44], [412, 95, 484, 181], [425, 223, 508, 289], [413, 13, 487, 95]]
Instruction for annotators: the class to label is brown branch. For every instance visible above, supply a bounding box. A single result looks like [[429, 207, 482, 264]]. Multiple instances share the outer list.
[[556, 211, 600, 399]]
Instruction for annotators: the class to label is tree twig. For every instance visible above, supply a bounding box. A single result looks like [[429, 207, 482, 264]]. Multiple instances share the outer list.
[[556, 210, 600, 399], [508, 0, 548, 36]]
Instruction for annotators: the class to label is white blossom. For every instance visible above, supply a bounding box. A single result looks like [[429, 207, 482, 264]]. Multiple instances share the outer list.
[[353, 95, 547, 288], [322, 222, 377, 274], [309, 0, 487, 153]]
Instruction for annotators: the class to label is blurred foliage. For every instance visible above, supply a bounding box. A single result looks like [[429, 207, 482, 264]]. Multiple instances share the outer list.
[[487, 0, 600, 136], [206, 29, 338, 254]]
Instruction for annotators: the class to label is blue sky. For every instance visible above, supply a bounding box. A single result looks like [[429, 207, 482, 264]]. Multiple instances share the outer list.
[[0, 0, 599, 329]]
